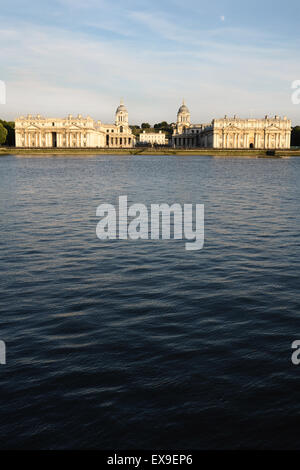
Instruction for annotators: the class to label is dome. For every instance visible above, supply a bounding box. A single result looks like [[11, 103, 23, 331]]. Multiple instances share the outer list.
[[178, 101, 190, 114], [116, 100, 127, 113]]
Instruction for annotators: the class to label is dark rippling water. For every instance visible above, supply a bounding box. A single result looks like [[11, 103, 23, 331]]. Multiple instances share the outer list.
[[1, 154, 300, 450]]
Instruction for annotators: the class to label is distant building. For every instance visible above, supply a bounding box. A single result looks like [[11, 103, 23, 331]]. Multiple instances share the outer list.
[[103, 101, 136, 148], [15, 101, 136, 148], [172, 100, 210, 148], [172, 101, 291, 149], [139, 130, 167, 146]]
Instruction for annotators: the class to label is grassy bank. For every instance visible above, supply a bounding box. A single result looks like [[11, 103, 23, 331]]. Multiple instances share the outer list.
[[1, 147, 300, 157]]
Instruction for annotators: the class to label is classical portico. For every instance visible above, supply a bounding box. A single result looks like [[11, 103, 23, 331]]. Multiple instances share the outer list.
[[15, 102, 136, 148], [172, 102, 291, 150], [210, 116, 291, 149]]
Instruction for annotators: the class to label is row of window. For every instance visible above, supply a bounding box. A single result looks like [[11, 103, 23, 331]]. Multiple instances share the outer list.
[[106, 136, 131, 145], [106, 126, 125, 133]]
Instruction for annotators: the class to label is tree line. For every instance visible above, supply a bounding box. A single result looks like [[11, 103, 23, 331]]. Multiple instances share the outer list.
[[130, 121, 175, 137], [0, 120, 15, 146], [291, 126, 300, 147]]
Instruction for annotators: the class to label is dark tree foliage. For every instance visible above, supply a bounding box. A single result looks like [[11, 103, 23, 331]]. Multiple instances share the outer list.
[[129, 125, 141, 136], [291, 126, 300, 147], [0, 122, 8, 145], [153, 121, 173, 136], [0, 119, 15, 146], [141, 123, 151, 129]]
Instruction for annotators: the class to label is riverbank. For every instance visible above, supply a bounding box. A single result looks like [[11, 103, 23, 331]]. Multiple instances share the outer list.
[[1, 147, 300, 157]]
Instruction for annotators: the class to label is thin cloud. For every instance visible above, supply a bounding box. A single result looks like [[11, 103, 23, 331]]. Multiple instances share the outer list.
[[0, 13, 298, 123]]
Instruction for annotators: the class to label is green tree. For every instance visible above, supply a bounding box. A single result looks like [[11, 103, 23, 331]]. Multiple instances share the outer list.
[[141, 123, 151, 129], [0, 120, 15, 146], [0, 122, 8, 145], [130, 125, 141, 137], [153, 121, 173, 137], [291, 126, 300, 147], [5, 121, 15, 146]]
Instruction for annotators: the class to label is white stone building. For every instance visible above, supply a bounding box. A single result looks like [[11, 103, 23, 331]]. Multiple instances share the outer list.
[[204, 116, 291, 149], [172, 102, 291, 149], [172, 101, 210, 148], [15, 101, 136, 148], [139, 130, 167, 146]]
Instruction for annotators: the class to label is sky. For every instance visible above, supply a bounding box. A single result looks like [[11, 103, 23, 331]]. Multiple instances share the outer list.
[[0, 0, 300, 124]]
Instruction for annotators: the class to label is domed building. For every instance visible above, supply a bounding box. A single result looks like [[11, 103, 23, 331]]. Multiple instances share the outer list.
[[176, 100, 191, 133], [101, 100, 136, 148], [115, 100, 129, 126], [15, 100, 136, 149], [172, 100, 209, 148], [172, 101, 291, 150]]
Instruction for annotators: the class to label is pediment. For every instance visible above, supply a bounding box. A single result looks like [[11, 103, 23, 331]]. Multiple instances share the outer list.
[[68, 125, 83, 130], [266, 125, 280, 131], [25, 124, 41, 130]]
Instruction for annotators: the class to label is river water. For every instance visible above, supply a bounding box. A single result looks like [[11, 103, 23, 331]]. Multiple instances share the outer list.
[[1, 154, 300, 449]]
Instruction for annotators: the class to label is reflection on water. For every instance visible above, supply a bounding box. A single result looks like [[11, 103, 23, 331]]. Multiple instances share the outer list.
[[0, 154, 300, 449]]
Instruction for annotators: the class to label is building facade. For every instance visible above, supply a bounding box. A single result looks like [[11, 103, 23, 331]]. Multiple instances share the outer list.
[[207, 116, 292, 149], [172, 101, 211, 148], [102, 101, 136, 148], [15, 101, 136, 148], [172, 102, 291, 149], [139, 130, 167, 146]]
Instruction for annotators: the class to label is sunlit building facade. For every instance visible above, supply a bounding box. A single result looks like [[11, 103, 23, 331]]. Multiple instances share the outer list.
[[15, 101, 136, 148], [139, 130, 167, 146], [172, 102, 291, 149]]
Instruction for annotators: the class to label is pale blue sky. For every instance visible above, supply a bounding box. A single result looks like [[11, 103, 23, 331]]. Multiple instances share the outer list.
[[0, 0, 300, 124]]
